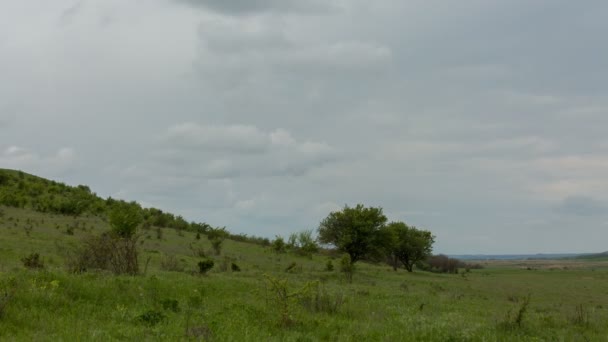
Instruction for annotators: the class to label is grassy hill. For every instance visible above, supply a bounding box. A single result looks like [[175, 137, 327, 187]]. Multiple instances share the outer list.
[[2, 170, 608, 340]]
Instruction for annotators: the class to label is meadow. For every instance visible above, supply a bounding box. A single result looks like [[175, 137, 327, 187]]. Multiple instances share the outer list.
[[1, 206, 608, 341]]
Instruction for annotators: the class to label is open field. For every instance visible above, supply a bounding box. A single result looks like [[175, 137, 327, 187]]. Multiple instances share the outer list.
[[2, 206, 608, 341]]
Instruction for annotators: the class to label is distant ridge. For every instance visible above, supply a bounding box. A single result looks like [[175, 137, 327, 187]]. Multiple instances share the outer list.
[[449, 253, 589, 261]]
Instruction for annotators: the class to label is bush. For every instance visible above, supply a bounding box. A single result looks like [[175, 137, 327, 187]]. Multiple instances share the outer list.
[[339, 254, 354, 282], [421, 254, 483, 274], [300, 283, 344, 314], [197, 259, 214, 274], [325, 259, 334, 272], [160, 255, 185, 272], [285, 262, 298, 273], [263, 274, 316, 327], [64, 233, 140, 275], [137, 310, 165, 326], [21, 253, 44, 269], [271, 236, 286, 253], [231, 263, 241, 272]]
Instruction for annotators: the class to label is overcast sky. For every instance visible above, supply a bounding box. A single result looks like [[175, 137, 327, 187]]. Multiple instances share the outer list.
[[2, 0, 608, 254]]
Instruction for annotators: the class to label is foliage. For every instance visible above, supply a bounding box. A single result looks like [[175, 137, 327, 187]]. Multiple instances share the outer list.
[[285, 230, 319, 258], [108, 201, 143, 238], [21, 253, 44, 269], [318, 204, 387, 263], [207, 227, 228, 255], [263, 274, 316, 327], [300, 283, 345, 315], [64, 233, 140, 275], [160, 255, 185, 272], [325, 259, 334, 272], [339, 254, 354, 283], [498, 294, 531, 330], [197, 259, 214, 274], [383, 221, 434, 272], [271, 236, 286, 253], [137, 310, 166, 326]]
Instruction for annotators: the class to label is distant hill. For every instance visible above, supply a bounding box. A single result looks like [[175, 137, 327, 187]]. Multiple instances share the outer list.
[[450, 253, 586, 261], [573, 251, 608, 260], [0, 169, 269, 245]]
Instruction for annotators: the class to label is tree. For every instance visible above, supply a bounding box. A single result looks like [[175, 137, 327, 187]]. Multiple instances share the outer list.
[[207, 227, 228, 255], [317, 204, 387, 264], [384, 221, 434, 272], [109, 201, 143, 238]]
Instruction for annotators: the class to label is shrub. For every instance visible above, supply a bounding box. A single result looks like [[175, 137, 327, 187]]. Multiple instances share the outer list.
[[137, 310, 165, 326], [571, 304, 589, 326], [160, 255, 185, 272], [271, 236, 286, 253], [498, 294, 531, 330], [161, 299, 181, 313], [109, 201, 143, 238], [339, 254, 354, 283], [189, 243, 206, 258], [231, 263, 241, 272], [325, 259, 334, 272], [64, 233, 140, 275], [197, 259, 214, 274], [207, 227, 228, 255], [21, 253, 44, 269], [263, 274, 316, 327], [285, 262, 297, 273], [300, 283, 344, 314]]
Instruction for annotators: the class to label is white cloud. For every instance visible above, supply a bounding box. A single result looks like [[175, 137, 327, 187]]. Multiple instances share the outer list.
[[0, 145, 76, 175]]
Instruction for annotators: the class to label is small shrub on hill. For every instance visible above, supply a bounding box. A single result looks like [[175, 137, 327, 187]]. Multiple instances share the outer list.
[[339, 254, 354, 283], [21, 253, 44, 269], [197, 259, 214, 274]]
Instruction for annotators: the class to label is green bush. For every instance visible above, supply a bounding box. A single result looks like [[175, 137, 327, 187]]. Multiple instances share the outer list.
[[197, 259, 214, 274], [21, 253, 44, 269]]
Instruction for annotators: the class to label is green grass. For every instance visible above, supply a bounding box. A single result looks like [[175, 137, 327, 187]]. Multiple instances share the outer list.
[[1, 205, 608, 341]]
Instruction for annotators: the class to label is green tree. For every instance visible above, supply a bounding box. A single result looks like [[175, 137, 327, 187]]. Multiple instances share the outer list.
[[384, 221, 435, 272], [207, 227, 228, 255], [271, 236, 287, 253], [109, 201, 143, 238], [317, 204, 387, 264]]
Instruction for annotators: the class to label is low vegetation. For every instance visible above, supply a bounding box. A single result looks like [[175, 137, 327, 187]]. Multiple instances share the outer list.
[[1, 168, 608, 340]]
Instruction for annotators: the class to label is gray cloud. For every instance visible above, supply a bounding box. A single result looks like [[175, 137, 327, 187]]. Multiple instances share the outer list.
[[177, 0, 339, 15], [555, 196, 607, 217], [2, 0, 608, 254]]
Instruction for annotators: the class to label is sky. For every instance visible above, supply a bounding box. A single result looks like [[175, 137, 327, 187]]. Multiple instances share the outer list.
[[1, 0, 608, 254]]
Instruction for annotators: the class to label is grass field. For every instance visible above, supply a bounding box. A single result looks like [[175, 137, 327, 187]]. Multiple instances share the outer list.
[[1, 205, 608, 341]]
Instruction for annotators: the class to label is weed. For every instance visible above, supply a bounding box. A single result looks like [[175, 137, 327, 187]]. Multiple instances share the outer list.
[[161, 299, 181, 313], [160, 255, 185, 272], [499, 294, 531, 330], [197, 259, 214, 274], [263, 274, 316, 327], [300, 283, 345, 314], [571, 304, 589, 327], [21, 253, 44, 269], [285, 262, 298, 273], [0, 277, 17, 319], [137, 309, 165, 326], [339, 254, 354, 283]]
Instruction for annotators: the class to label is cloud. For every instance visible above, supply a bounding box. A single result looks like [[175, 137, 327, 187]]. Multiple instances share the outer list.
[[156, 123, 340, 179], [0, 146, 76, 175], [177, 0, 339, 15], [166, 122, 270, 154], [555, 196, 607, 217]]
